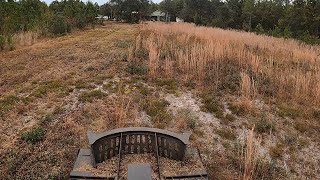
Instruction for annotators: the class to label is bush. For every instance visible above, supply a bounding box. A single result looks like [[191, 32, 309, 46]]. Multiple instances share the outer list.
[[7, 36, 15, 51], [50, 14, 70, 36], [271, 26, 282, 37], [21, 127, 46, 144], [255, 23, 264, 34], [0, 35, 5, 50]]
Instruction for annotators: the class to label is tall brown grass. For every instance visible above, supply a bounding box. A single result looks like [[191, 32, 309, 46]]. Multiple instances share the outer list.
[[13, 31, 39, 47], [243, 127, 257, 180], [132, 22, 320, 106], [240, 72, 256, 99], [146, 34, 160, 79]]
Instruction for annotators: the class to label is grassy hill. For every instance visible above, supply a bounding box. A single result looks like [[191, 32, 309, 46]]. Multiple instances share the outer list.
[[0, 22, 319, 179]]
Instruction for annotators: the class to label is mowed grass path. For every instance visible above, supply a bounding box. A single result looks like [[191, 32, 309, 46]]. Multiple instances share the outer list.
[[0, 23, 138, 179]]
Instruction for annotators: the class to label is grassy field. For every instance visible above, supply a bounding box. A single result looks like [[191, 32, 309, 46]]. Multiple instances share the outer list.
[[0, 22, 319, 179]]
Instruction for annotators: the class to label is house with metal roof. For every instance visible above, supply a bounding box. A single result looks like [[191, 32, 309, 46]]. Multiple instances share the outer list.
[[150, 10, 166, 21]]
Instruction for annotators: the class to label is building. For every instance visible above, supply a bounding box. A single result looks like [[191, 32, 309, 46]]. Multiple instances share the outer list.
[[150, 10, 166, 21]]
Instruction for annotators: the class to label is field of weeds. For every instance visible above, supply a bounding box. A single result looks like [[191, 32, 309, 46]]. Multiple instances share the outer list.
[[0, 22, 319, 179]]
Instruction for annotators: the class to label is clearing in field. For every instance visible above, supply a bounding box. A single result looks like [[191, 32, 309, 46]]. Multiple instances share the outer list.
[[0, 22, 319, 180]]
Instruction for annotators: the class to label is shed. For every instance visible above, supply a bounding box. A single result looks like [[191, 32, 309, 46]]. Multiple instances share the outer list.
[[150, 10, 166, 21]]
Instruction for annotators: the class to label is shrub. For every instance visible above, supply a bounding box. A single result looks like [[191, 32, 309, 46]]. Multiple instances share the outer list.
[[255, 23, 264, 34], [21, 127, 46, 144], [0, 35, 5, 50], [50, 14, 70, 36], [7, 36, 15, 51]]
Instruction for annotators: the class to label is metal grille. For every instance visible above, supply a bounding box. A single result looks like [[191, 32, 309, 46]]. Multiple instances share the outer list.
[[70, 127, 208, 180]]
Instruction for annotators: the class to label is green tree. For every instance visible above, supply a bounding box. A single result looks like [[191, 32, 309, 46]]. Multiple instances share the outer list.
[[242, 0, 254, 31]]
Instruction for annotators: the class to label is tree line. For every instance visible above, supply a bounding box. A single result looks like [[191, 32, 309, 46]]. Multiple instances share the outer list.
[[158, 0, 320, 44], [100, 0, 320, 44], [1, 0, 319, 49], [0, 0, 99, 50]]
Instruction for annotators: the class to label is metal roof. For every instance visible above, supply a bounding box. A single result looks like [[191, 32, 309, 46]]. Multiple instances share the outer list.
[[150, 10, 166, 17]]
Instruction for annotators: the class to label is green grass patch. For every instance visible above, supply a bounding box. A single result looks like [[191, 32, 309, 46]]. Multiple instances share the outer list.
[[142, 98, 172, 128], [154, 79, 178, 92], [276, 103, 303, 119], [75, 80, 96, 89], [21, 127, 46, 144], [0, 95, 20, 117], [127, 62, 148, 75], [0, 95, 19, 111], [177, 109, 198, 130], [31, 81, 67, 98], [200, 93, 224, 118], [135, 48, 148, 59], [94, 76, 108, 85], [115, 40, 133, 48], [255, 115, 275, 134], [80, 90, 104, 102]]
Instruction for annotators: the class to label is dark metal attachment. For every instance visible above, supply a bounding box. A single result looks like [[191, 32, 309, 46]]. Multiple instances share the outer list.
[[69, 127, 208, 180]]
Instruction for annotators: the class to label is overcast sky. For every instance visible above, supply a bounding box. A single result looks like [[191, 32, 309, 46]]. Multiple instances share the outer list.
[[43, 0, 161, 6]]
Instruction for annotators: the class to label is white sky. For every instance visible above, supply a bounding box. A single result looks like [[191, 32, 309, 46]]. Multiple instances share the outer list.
[[44, 0, 161, 6]]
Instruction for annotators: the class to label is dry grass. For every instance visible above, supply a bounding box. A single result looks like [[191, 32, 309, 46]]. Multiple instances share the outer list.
[[0, 23, 139, 179], [242, 128, 257, 180], [13, 31, 40, 47], [132, 22, 320, 106], [1, 21, 320, 180]]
